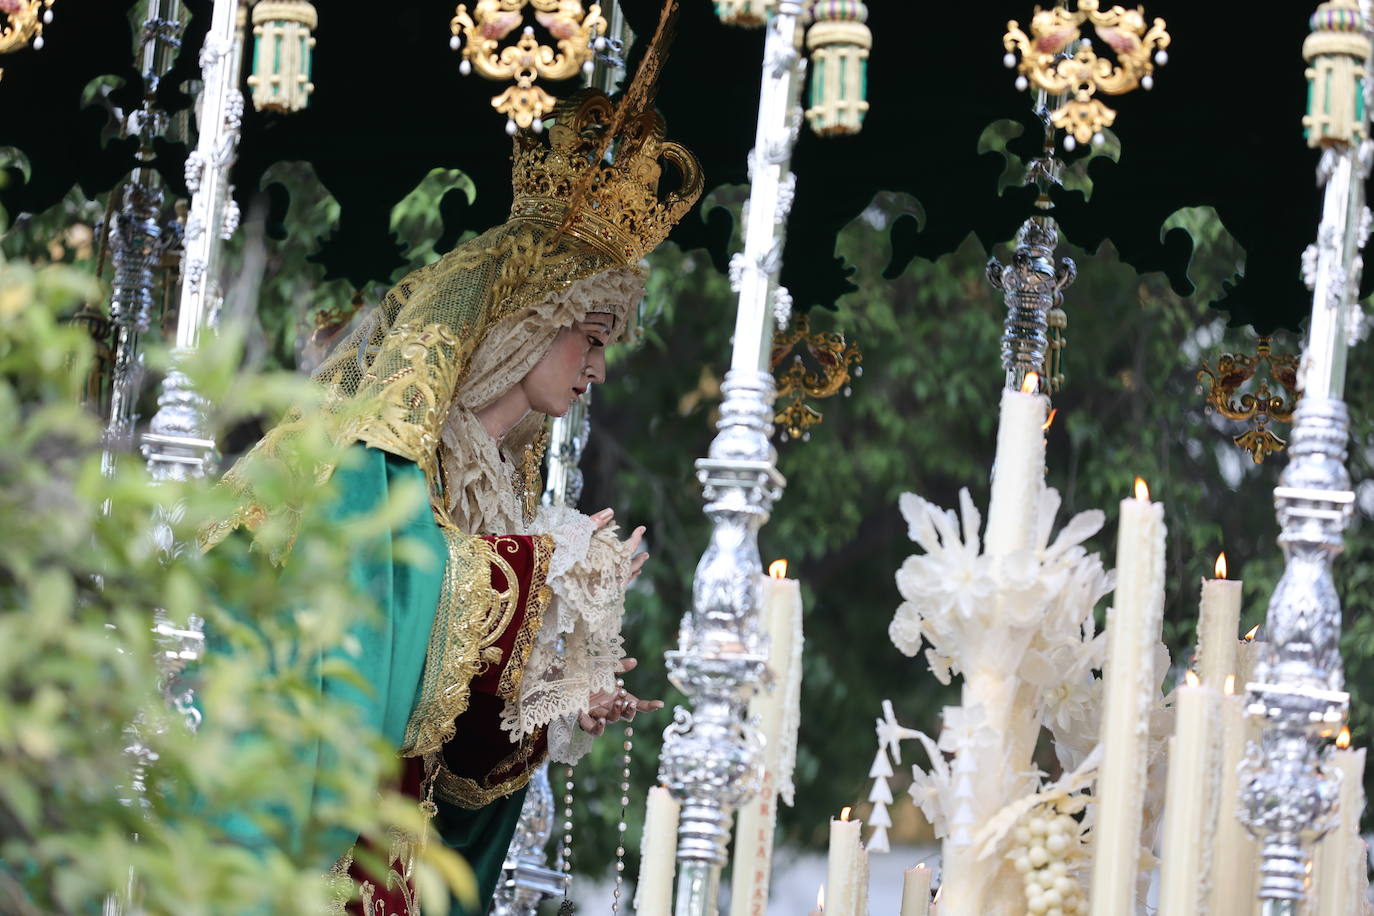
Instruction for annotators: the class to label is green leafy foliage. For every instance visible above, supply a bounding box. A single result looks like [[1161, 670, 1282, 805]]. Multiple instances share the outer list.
[[0, 249, 474, 914]]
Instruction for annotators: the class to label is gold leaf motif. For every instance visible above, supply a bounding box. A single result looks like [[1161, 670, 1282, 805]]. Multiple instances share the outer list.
[[769, 314, 862, 443], [1003, 0, 1171, 145], [450, 0, 607, 128], [1197, 336, 1300, 465]]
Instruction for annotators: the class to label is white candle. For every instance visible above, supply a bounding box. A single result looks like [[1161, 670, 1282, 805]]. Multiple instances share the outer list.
[[1197, 554, 1242, 688], [634, 786, 679, 915], [730, 569, 803, 915], [1208, 688, 1258, 916], [984, 382, 1049, 556], [1158, 671, 1222, 916], [729, 770, 776, 916], [1237, 631, 1263, 688], [854, 840, 869, 916], [826, 810, 865, 916], [900, 865, 932, 916], [1089, 479, 1167, 916], [1313, 732, 1366, 916]]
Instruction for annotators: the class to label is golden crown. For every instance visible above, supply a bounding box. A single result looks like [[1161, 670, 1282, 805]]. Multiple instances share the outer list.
[[508, 90, 703, 266]]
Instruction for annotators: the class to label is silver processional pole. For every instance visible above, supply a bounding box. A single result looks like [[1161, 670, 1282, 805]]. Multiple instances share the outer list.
[[1239, 2, 1372, 913], [140, 0, 249, 707], [655, 0, 872, 909], [656, 5, 806, 914], [141, 0, 247, 489]]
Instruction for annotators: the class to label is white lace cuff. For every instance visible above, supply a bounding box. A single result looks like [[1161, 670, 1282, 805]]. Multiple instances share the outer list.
[[500, 508, 636, 743], [531, 503, 596, 580], [548, 714, 596, 765]]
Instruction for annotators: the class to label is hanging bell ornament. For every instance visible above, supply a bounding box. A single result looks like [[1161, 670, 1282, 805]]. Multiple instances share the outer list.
[[804, 0, 871, 137], [1301, 0, 1371, 147], [246, 0, 317, 114], [713, 0, 774, 28]]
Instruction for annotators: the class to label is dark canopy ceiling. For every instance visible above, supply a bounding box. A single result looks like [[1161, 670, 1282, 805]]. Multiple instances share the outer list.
[[0, 1, 1332, 331]]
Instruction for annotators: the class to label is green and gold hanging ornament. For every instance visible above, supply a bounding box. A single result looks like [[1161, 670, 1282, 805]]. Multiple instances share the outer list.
[[804, 0, 870, 136], [246, 0, 317, 114], [713, 0, 773, 28], [1302, 0, 1371, 147]]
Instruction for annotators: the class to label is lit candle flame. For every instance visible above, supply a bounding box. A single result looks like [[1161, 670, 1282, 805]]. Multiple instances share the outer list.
[[1243, 624, 1260, 642], [1215, 552, 1228, 579], [1338, 726, 1352, 749], [840, 806, 852, 822], [817, 885, 825, 910], [1042, 407, 1058, 432], [1224, 674, 1236, 696], [769, 559, 788, 579], [1021, 371, 1040, 394], [1185, 669, 1200, 688], [1133, 477, 1150, 501]]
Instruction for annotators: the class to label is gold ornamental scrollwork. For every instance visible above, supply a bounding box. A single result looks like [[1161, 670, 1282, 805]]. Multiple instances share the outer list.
[[450, 0, 607, 132], [0, 0, 56, 81], [1197, 336, 1300, 465], [769, 314, 862, 443], [1003, 0, 1170, 147]]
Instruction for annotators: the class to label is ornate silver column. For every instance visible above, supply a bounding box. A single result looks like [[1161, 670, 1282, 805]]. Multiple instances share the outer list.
[[100, 0, 185, 478], [1238, 3, 1371, 912], [142, 0, 247, 485], [491, 765, 568, 914], [656, 6, 805, 915], [139, 0, 248, 723]]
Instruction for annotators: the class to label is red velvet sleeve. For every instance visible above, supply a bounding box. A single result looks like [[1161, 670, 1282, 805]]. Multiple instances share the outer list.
[[434, 533, 554, 808]]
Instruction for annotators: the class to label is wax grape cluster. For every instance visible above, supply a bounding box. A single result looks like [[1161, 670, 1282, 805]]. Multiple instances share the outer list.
[[1008, 806, 1087, 916]]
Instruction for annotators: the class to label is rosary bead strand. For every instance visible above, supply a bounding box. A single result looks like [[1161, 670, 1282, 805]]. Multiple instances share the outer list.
[[611, 717, 633, 914]]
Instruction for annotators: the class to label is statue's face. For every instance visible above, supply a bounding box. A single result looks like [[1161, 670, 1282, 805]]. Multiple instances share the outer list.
[[520, 312, 614, 417]]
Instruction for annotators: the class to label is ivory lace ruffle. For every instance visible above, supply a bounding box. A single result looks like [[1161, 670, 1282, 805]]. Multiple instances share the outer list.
[[501, 503, 634, 763]]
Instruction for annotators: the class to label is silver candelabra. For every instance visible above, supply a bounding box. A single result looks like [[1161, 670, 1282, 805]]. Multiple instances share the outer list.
[[142, 0, 246, 487], [99, 0, 185, 479], [987, 216, 1075, 394], [987, 88, 1075, 395]]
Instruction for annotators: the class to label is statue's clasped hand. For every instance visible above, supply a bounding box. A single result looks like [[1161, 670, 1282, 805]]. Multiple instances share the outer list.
[[579, 657, 664, 737], [578, 510, 659, 737], [589, 507, 648, 585]]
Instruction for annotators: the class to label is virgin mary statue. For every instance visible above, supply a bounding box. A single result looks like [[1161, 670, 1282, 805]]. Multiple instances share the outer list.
[[198, 88, 703, 913]]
